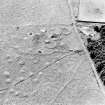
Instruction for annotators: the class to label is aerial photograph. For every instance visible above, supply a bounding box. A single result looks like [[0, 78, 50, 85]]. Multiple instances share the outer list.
[[0, 0, 105, 105]]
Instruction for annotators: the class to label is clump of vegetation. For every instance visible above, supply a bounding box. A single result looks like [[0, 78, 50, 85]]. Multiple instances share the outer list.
[[86, 25, 105, 85]]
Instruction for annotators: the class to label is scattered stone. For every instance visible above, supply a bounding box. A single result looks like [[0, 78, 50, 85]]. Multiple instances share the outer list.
[[14, 91, 20, 96], [9, 88, 15, 94], [5, 78, 12, 84], [29, 72, 34, 77], [19, 69, 26, 74], [3, 71, 10, 77]]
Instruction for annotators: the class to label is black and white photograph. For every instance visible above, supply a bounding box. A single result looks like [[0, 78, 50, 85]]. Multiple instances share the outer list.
[[0, 0, 105, 105]]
